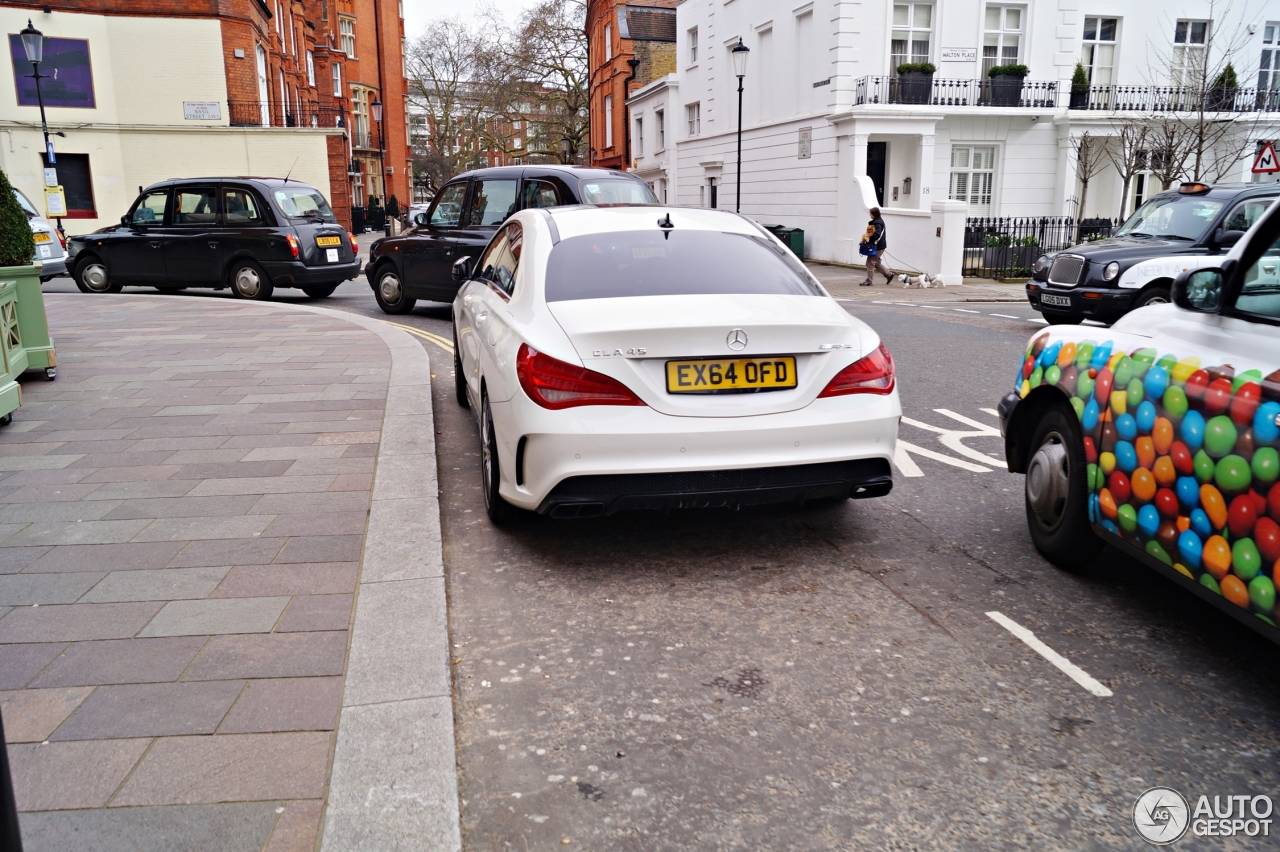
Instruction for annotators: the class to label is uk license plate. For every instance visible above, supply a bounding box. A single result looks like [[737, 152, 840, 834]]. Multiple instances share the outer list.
[[38, 246, 51, 258], [666, 357, 798, 394], [33, 232, 50, 243], [325, 248, 339, 263], [316, 236, 342, 247], [1041, 293, 1071, 307]]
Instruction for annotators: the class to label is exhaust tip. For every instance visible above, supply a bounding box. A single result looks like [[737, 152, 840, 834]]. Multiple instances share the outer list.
[[549, 502, 606, 519], [850, 479, 893, 499]]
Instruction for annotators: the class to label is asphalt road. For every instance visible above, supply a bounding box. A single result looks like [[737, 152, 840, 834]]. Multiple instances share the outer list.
[[41, 266, 1280, 850]]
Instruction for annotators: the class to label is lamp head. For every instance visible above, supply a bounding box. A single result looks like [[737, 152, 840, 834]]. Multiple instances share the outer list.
[[20, 19, 44, 65], [371, 97, 383, 122], [731, 37, 749, 79]]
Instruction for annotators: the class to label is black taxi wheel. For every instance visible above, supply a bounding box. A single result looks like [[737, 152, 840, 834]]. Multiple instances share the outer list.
[[1024, 401, 1103, 571], [481, 394, 515, 525], [74, 257, 122, 294], [1131, 286, 1171, 310], [302, 285, 338, 299], [230, 261, 274, 301], [1043, 314, 1076, 325], [373, 267, 416, 315]]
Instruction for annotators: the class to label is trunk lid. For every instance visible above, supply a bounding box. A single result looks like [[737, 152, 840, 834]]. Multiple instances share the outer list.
[[291, 220, 355, 267], [546, 294, 866, 417]]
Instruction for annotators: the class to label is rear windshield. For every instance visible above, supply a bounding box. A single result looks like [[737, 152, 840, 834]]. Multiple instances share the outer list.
[[273, 186, 336, 221], [577, 179, 658, 206], [544, 229, 825, 301], [1114, 194, 1226, 241], [11, 189, 38, 219]]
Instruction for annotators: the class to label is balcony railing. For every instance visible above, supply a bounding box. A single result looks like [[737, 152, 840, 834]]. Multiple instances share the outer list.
[[352, 130, 376, 150], [853, 76, 1059, 108], [1069, 84, 1280, 113], [228, 101, 347, 129]]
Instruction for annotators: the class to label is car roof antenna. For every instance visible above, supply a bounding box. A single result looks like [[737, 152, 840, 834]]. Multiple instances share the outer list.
[[282, 157, 299, 184], [657, 212, 673, 238]]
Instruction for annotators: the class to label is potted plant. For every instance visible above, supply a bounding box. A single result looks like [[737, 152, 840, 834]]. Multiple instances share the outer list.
[[1207, 63, 1239, 112], [0, 168, 35, 423], [987, 63, 1029, 107], [982, 233, 1040, 274], [1069, 62, 1090, 110], [895, 62, 936, 105]]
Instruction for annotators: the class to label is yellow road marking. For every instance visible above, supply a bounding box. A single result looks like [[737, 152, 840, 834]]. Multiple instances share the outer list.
[[382, 320, 454, 353]]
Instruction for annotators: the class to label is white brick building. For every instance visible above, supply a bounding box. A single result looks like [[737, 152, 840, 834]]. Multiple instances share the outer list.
[[627, 0, 1280, 279]]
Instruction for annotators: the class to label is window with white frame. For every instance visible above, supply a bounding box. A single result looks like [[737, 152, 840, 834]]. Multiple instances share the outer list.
[[686, 102, 700, 137], [982, 5, 1022, 77], [1172, 20, 1209, 88], [795, 10, 814, 112], [891, 3, 932, 74], [634, 116, 643, 156], [340, 17, 356, 57], [688, 27, 698, 64], [655, 109, 665, 149], [1080, 17, 1117, 86], [605, 22, 612, 61], [332, 62, 341, 97], [1259, 23, 1280, 105], [306, 50, 315, 86], [276, 1, 284, 36], [604, 94, 613, 148], [949, 146, 995, 215]]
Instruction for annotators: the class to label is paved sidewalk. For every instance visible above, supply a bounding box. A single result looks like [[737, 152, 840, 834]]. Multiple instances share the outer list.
[[0, 295, 456, 851], [807, 261, 1027, 301]]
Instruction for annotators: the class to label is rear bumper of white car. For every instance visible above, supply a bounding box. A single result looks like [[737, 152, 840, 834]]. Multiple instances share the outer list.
[[489, 393, 900, 516]]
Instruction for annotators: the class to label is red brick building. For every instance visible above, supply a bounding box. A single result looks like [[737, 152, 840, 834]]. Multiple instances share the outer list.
[[7, 0, 409, 228], [586, 0, 677, 169]]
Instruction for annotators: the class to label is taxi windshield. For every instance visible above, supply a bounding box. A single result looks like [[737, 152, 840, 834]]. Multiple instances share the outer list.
[[1114, 195, 1225, 241], [577, 179, 659, 206], [273, 186, 336, 221]]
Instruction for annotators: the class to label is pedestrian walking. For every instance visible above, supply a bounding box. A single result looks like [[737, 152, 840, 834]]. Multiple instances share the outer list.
[[859, 207, 893, 287]]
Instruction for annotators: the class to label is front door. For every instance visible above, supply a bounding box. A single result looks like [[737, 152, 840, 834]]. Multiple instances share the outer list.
[[403, 180, 469, 301], [219, 185, 271, 283], [867, 142, 887, 206], [451, 177, 520, 290], [164, 185, 223, 285], [112, 188, 170, 284]]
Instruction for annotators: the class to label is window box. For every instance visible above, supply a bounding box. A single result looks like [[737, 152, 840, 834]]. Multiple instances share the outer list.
[[895, 64, 935, 105]]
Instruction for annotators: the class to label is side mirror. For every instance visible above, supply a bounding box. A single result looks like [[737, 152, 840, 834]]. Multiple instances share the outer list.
[[121, 215, 130, 226], [1215, 228, 1245, 248], [414, 212, 429, 226], [451, 255, 474, 282], [1172, 267, 1226, 313]]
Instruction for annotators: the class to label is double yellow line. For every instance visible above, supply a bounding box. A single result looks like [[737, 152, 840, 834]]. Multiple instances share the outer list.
[[382, 320, 455, 354]]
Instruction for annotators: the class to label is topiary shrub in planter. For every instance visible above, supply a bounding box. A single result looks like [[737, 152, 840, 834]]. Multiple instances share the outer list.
[[895, 62, 936, 105], [987, 63, 1029, 107], [1207, 63, 1239, 112], [1069, 62, 1090, 110], [0, 167, 56, 381], [0, 168, 35, 422]]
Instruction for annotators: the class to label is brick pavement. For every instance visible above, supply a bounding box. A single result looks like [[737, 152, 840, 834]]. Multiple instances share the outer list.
[[0, 295, 388, 851]]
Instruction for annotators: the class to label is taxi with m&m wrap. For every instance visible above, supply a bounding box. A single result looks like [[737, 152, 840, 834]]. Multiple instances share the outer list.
[[998, 198, 1280, 640]]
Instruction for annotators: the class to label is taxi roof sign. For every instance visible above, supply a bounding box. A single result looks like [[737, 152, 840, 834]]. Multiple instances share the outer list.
[[1252, 140, 1279, 173]]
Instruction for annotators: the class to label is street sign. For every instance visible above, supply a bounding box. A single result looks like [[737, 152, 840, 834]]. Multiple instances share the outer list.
[[941, 47, 978, 61], [44, 187, 66, 218], [183, 101, 222, 121], [1252, 141, 1280, 173], [45, 142, 56, 164], [43, 168, 58, 188]]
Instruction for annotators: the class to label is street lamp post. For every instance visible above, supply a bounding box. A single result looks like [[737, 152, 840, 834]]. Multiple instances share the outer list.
[[19, 19, 64, 241], [371, 97, 387, 235], [731, 38, 750, 213]]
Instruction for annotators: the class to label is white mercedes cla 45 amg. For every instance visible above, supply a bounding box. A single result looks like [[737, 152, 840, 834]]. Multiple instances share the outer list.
[[451, 205, 902, 523]]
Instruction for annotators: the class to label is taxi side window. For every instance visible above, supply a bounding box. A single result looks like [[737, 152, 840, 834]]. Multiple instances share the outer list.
[[1238, 231, 1280, 320], [477, 221, 522, 296], [131, 190, 169, 225], [430, 182, 468, 228], [522, 180, 560, 209], [1223, 197, 1276, 233], [223, 189, 263, 225], [173, 187, 219, 225]]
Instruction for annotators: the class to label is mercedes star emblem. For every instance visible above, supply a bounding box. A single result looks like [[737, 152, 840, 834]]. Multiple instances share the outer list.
[[726, 329, 748, 351]]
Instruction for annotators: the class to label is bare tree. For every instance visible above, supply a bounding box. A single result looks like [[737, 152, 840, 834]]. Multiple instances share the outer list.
[[1071, 131, 1109, 228], [1104, 121, 1150, 221], [1144, 120, 1195, 190], [405, 17, 488, 192]]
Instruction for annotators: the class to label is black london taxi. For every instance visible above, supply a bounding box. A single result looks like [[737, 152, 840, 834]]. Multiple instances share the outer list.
[[365, 164, 657, 313], [1027, 182, 1279, 325], [66, 177, 359, 300]]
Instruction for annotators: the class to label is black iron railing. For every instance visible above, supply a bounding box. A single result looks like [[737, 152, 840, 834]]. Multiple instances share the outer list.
[[853, 76, 1059, 108], [228, 100, 345, 128], [963, 216, 1116, 279], [1067, 84, 1280, 113]]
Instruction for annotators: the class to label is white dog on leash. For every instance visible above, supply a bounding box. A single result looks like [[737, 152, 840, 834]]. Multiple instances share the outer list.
[[898, 273, 936, 288]]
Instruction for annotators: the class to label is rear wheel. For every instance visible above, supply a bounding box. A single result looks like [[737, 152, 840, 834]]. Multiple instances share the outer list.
[[1043, 314, 1076, 325], [302, 284, 338, 299], [1024, 401, 1103, 571], [74, 257, 122, 294], [1131, 286, 1171, 310], [453, 324, 469, 409], [230, 260, 273, 301], [480, 393, 515, 525], [373, 266, 416, 314]]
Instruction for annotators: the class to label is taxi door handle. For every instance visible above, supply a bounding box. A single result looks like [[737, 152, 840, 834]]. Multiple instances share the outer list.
[[149, 241, 162, 248], [208, 242, 219, 249], [475, 311, 489, 325], [462, 294, 473, 306]]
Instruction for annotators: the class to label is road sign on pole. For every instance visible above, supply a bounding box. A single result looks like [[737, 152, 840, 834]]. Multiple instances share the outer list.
[[1252, 141, 1279, 173]]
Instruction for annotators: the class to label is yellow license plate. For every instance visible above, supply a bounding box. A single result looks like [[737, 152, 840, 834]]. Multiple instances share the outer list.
[[315, 236, 342, 247], [33, 232, 51, 243], [666, 357, 797, 393]]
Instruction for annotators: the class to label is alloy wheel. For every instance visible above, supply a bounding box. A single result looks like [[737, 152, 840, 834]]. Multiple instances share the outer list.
[[234, 266, 262, 298], [81, 263, 110, 292], [379, 272, 403, 306], [1026, 430, 1070, 532]]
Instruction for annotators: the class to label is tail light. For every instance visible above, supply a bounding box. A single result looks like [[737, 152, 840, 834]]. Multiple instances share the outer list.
[[818, 342, 895, 397], [286, 233, 299, 259], [55, 230, 66, 249], [349, 232, 359, 252], [516, 344, 645, 410]]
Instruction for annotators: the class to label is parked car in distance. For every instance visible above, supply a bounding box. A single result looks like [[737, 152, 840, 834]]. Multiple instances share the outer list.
[[1001, 197, 1280, 642], [408, 201, 432, 222], [12, 187, 67, 281], [66, 177, 360, 300], [365, 164, 658, 314], [1027, 182, 1279, 325]]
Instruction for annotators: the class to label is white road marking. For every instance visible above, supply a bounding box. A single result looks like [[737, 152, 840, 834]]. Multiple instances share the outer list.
[[892, 443, 925, 477], [872, 300, 897, 305], [895, 303, 920, 307], [902, 412, 1002, 465], [980, 407, 1000, 418], [952, 308, 979, 313], [1029, 317, 1049, 324], [990, 313, 1022, 319], [919, 304, 943, 309], [895, 440, 992, 472], [985, 611, 1114, 698]]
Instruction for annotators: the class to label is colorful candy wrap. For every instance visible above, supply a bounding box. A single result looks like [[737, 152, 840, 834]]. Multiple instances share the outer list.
[[1018, 332, 1280, 631]]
